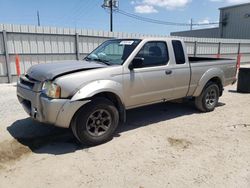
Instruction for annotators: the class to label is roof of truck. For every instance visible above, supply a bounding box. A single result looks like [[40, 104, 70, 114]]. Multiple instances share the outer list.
[[114, 37, 183, 41]]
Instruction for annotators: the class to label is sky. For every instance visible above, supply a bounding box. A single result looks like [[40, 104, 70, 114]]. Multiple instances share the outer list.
[[0, 0, 249, 35]]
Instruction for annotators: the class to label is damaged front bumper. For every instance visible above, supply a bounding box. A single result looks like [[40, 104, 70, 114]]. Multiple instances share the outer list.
[[16, 77, 89, 128]]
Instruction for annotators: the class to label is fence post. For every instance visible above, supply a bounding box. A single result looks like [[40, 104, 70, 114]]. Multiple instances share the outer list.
[[2, 30, 11, 83], [75, 33, 80, 60], [237, 43, 241, 69], [217, 42, 221, 58], [237, 42, 241, 54], [194, 41, 197, 57]]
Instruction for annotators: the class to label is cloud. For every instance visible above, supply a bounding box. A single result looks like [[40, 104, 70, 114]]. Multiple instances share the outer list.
[[198, 18, 210, 25], [192, 17, 219, 29], [210, 0, 250, 4], [134, 5, 158, 13], [132, 0, 191, 13], [143, 0, 191, 9]]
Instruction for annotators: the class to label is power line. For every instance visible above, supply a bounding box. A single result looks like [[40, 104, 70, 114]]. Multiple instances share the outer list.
[[114, 9, 220, 27], [115, 9, 189, 26]]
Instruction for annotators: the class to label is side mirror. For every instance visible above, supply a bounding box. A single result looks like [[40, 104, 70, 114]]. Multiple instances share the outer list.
[[128, 57, 144, 70]]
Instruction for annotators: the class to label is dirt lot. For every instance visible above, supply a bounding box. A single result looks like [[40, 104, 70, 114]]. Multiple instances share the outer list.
[[0, 71, 250, 187]]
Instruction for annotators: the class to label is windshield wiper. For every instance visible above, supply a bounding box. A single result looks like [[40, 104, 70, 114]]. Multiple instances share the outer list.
[[84, 57, 111, 66], [92, 58, 111, 66]]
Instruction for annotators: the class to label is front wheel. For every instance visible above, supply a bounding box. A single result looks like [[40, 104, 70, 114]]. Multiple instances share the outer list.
[[195, 82, 219, 112], [71, 98, 119, 146]]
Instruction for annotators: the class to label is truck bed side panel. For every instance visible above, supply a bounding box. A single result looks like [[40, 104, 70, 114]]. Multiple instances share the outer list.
[[188, 60, 237, 96]]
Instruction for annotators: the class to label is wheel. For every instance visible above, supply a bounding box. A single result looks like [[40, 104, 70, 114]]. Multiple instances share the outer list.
[[195, 82, 219, 112], [71, 97, 119, 146]]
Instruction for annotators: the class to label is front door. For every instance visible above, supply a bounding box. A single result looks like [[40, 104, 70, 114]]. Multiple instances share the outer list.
[[123, 41, 173, 108]]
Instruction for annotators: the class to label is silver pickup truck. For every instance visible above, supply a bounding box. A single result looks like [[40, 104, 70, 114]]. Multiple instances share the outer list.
[[17, 38, 237, 145]]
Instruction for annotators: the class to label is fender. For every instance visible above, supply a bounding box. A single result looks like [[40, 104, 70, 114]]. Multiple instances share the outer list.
[[71, 80, 124, 102], [193, 68, 225, 97]]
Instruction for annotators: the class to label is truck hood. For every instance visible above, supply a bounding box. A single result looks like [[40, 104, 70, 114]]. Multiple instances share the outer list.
[[26, 60, 107, 82]]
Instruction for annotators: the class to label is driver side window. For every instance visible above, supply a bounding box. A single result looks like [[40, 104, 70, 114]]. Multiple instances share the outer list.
[[136, 41, 169, 67]]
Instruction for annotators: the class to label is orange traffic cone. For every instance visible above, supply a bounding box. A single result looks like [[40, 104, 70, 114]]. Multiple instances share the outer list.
[[15, 54, 21, 77]]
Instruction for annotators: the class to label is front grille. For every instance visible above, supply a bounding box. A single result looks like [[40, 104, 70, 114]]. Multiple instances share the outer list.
[[19, 75, 42, 92], [25, 74, 37, 82], [20, 77, 35, 88]]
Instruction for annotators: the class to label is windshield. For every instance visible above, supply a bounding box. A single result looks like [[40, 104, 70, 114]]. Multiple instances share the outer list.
[[85, 39, 141, 65]]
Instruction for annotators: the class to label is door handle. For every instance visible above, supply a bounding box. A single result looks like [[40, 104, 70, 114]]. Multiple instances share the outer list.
[[165, 70, 172, 75]]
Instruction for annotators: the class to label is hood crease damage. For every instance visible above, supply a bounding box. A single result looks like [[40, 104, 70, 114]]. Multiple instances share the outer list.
[[26, 60, 107, 81]]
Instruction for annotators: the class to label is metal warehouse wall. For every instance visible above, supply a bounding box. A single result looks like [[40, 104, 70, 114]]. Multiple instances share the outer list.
[[171, 28, 220, 38], [219, 3, 250, 39], [0, 24, 250, 83]]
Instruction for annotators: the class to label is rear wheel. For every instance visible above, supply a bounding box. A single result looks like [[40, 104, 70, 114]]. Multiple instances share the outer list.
[[71, 98, 119, 146], [195, 82, 219, 112]]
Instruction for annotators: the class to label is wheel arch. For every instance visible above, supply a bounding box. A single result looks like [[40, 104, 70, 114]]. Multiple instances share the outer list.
[[208, 77, 223, 96], [193, 68, 224, 97], [70, 91, 126, 128], [92, 92, 126, 123]]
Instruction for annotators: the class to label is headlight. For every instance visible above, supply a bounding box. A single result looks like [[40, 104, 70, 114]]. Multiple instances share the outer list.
[[42, 81, 61, 99]]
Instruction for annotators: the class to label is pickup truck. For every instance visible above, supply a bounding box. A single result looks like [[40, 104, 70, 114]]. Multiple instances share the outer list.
[[17, 38, 237, 145]]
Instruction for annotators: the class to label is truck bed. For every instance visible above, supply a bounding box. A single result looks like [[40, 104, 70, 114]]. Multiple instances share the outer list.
[[186, 56, 237, 97]]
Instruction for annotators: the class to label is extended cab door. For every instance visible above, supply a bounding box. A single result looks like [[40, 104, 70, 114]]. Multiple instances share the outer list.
[[123, 40, 174, 108], [169, 40, 191, 99]]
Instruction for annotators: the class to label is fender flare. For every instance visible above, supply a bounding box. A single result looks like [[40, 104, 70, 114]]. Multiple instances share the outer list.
[[70, 80, 126, 123], [71, 80, 124, 102], [193, 68, 225, 97]]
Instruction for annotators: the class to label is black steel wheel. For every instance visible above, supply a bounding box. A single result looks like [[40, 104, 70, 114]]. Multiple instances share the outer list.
[[71, 97, 119, 146]]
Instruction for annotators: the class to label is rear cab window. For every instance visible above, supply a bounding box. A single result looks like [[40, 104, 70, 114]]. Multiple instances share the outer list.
[[172, 40, 186, 65]]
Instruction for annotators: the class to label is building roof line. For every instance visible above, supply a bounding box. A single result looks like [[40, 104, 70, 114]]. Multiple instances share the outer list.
[[219, 2, 250, 10], [172, 27, 219, 33]]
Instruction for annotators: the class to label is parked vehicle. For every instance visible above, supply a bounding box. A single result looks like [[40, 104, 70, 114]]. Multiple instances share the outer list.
[[17, 38, 237, 145]]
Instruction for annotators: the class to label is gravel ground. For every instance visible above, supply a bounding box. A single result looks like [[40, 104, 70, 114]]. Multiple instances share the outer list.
[[0, 67, 250, 188]]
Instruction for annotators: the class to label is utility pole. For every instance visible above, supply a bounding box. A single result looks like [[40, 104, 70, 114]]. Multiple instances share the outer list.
[[37, 11, 40, 26], [102, 0, 118, 32], [190, 18, 193, 30], [110, 0, 113, 32]]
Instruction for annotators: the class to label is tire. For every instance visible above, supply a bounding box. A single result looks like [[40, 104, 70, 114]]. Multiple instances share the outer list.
[[71, 97, 119, 146], [195, 82, 219, 112]]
